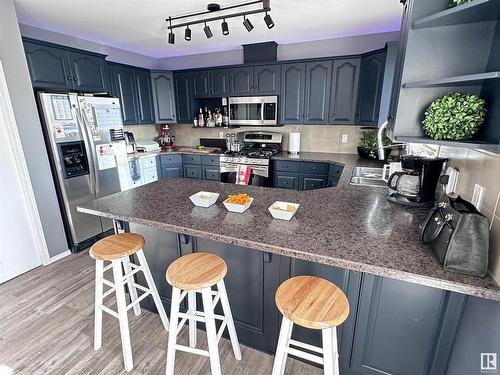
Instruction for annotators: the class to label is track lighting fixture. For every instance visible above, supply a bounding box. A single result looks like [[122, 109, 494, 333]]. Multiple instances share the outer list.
[[184, 26, 192, 41], [221, 19, 229, 35], [243, 16, 254, 32], [204, 22, 213, 39], [264, 12, 274, 29], [166, 1, 274, 43]]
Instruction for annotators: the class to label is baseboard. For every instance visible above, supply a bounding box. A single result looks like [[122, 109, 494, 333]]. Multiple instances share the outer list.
[[49, 250, 71, 263]]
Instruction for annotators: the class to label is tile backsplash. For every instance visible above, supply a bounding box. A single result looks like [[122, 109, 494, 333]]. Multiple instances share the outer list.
[[169, 124, 364, 154], [123, 124, 159, 142], [437, 146, 500, 283]]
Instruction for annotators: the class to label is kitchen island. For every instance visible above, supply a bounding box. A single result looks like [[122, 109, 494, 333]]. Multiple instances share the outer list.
[[78, 156, 500, 375]]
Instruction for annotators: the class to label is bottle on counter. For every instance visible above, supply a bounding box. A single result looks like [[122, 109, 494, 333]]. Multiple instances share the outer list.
[[193, 116, 198, 127], [216, 108, 222, 127], [198, 108, 205, 127], [207, 110, 215, 127], [222, 106, 229, 127]]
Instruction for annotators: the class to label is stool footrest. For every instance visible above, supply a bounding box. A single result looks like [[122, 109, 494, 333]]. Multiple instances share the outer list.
[[285, 346, 324, 365], [126, 291, 151, 311], [102, 263, 113, 272], [288, 339, 324, 354], [100, 305, 119, 319], [100, 278, 115, 288], [122, 266, 143, 282], [216, 318, 228, 342], [175, 344, 210, 357], [102, 287, 115, 300]]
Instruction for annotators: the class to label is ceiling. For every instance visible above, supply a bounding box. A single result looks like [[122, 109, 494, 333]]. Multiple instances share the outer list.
[[14, 0, 403, 59]]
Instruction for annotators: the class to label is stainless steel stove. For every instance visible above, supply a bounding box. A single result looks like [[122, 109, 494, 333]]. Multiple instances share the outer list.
[[220, 131, 282, 186]]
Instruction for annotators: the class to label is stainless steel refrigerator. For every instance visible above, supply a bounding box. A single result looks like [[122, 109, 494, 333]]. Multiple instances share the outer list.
[[38, 92, 128, 252]]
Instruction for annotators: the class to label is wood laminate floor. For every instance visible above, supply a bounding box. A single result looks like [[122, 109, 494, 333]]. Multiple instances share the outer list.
[[0, 251, 322, 374]]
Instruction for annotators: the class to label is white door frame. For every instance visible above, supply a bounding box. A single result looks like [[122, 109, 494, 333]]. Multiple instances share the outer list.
[[0, 59, 50, 265]]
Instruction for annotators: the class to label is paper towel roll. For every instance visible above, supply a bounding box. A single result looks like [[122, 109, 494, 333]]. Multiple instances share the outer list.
[[288, 132, 301, 154]]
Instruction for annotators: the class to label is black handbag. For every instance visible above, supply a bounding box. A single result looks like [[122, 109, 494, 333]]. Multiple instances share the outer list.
[[420, 194, 490, 277]]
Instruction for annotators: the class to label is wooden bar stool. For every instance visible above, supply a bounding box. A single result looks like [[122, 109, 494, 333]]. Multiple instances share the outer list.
[[90, 233, 169, 372], [272, 276, 349, 375], [165, 252, 242, 375]]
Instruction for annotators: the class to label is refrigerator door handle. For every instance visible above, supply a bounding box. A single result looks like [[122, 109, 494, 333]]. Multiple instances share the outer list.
[[74, 107, 97, 196], [80, 109, 101, 196]]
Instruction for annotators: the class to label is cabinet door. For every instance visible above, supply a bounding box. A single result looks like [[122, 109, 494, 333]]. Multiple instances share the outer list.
[[195, 238, 282, 353], [109, 65, 139, 125], [161, 164, 183, 178], [230, 67, 254, 96], [135, 70, 155, 124], [174, 72, 194, 123], [274, 172, 299, 190], [356, 51, 386, 126], [329, 58, 360, 124], [193, 70, 210, 97], [304, 60, 332, 125], [151, 71, 176, 123], [67, 51, 107, 92], [209, 69, 229, 97], [203, 166, 220, 181], [350, 275, 466, 375], [254, 64, 280, 95], [183, 164, 202, 179], [301, 174, 328, 190], [280, 63, 306, 124], [23, 41, 73, 90]]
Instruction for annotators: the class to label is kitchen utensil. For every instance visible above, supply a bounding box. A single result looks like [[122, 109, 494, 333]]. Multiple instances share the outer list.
[[223, 197, 253, 213], [268, 201, 299, 221], [189, 191, 219, 207]]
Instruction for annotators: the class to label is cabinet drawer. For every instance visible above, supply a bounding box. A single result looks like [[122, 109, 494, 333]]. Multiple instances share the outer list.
[[301, 175, 328, 190], [161, 164, 183, 178], [138, 156, 157, 170], [274, 160, 300, 173], [184, 164, 202, 179], [160, 154, 182, 165], [142, 166, 159, 184], [203, 166, 220, 181], [182, 154, 202, 165], [201, 155, 220, 166], [274, 172, 300, 190], [300, 162, 329, 175], [329, 164, 344, 178]]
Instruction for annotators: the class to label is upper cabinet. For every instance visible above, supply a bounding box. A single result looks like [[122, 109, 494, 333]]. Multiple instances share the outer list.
[[151, 71, 176, 123], [230, 64, 280, 96], [193, 69, 229, 97], [173, 72, 194, 123], [23, 39, 107, 93], [329, 58, 361, 124], [356, 51, 387, 127], [280, 63, 306, 124], [108, 63, 155, 125]]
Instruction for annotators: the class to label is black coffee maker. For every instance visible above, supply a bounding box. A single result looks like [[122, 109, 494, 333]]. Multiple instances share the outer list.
[[387, 156, 447, 207]]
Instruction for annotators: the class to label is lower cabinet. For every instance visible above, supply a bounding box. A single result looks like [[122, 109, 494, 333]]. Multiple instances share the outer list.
[[301, 174, 328, 190], [273, 160, 339, 191], [274, 172, 300, 190], [183, 164, 202, 179], [161, 164, 183, 178], [203, 166, 220, 181]]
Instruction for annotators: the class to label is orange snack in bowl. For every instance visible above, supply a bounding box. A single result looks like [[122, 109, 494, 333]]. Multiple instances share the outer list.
[[226, 193, 251, 205]]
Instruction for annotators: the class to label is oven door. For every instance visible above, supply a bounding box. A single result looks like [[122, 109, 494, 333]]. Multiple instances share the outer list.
[[220, 162, 270, 186], [229, 96, 277, 126]]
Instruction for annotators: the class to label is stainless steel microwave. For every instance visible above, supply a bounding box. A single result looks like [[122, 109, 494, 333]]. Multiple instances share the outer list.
[[228, 96, 278, 126]]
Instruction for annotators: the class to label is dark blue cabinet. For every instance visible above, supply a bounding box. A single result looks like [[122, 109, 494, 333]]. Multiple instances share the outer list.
[[203, 166, 220, 181], [173, 72, 194, 123], [23, 40, 107, 92], [210, 69, 230, 97], [230, 65, 280, 96], [356, 51, 386, 126], [183, 164, 203, 179], [230, 66, 254, 96], [329, 58, 361, 124], [109, 64, 138, 125], [273, 160, 334, 191], [301, 174, 328, 190], [274, 172, 300, 190], [304, 61, 332, 124], [161, 165, 183, 178], [280, 63, 306, 124], [193, 70, 210, 97], [135, 70, 155, 124], [151, 71, 176, 123]]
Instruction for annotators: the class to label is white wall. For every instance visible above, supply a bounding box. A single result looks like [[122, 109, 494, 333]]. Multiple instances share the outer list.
[[158, 31, 400, 70], [0, 0, 68, 258], [19, 23, 160, 69]]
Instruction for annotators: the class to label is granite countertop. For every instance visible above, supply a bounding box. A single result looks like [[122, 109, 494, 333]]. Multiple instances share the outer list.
[[78, 155, 500, 301]]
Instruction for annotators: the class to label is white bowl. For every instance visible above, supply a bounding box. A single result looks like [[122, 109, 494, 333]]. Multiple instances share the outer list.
[[268, 201, 299, 221], [189, 191, 219, 208], [223, 197, 254, 213]]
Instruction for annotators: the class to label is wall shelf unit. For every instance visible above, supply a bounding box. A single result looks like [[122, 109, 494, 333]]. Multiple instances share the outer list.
[[413, 0, 500, 29], [403, 72, 500, 88]]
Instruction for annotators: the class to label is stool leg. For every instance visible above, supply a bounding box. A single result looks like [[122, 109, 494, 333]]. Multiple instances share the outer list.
[[217, 280, 242, 360], [136, 249, 169, 331], [94, 259, 104, 350], [122, 257, 141, 316], [188, 291, 197, 348], [112, 259, 133, 372], [165, 287, 181, 375], [202, 287, 222, 375], [272, 316, 293, 375], [322, 327, 339, 375]]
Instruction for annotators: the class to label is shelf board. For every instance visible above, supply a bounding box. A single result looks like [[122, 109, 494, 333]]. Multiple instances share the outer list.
[[403, 72, 500, 88], [414, 0, 500, 29], [395, 136, 500, 152]]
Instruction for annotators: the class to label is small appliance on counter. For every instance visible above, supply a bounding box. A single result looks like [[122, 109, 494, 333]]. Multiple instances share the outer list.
[[136, 142, 161, 153], [124, 131, 136, 154], [159, 124, 175, 150], [288, 132, 301, 154], [387, 156, 447, 207]]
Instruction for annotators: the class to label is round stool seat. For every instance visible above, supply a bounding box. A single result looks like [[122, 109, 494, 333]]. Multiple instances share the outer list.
[[275, 275, 349, 330], [90, 233, 145, 261], [166, 252, 227, 291]]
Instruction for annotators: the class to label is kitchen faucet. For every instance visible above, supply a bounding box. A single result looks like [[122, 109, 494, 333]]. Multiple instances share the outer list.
[[377, 121, 389, 160]]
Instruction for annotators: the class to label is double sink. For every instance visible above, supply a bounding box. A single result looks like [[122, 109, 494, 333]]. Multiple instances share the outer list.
[[349, 167, 388, 188]]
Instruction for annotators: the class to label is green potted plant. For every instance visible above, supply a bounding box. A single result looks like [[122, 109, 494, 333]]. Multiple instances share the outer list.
[[357, 130, 391, 159], [450, 0, 470, 7], [422, 92, 486, 141]]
